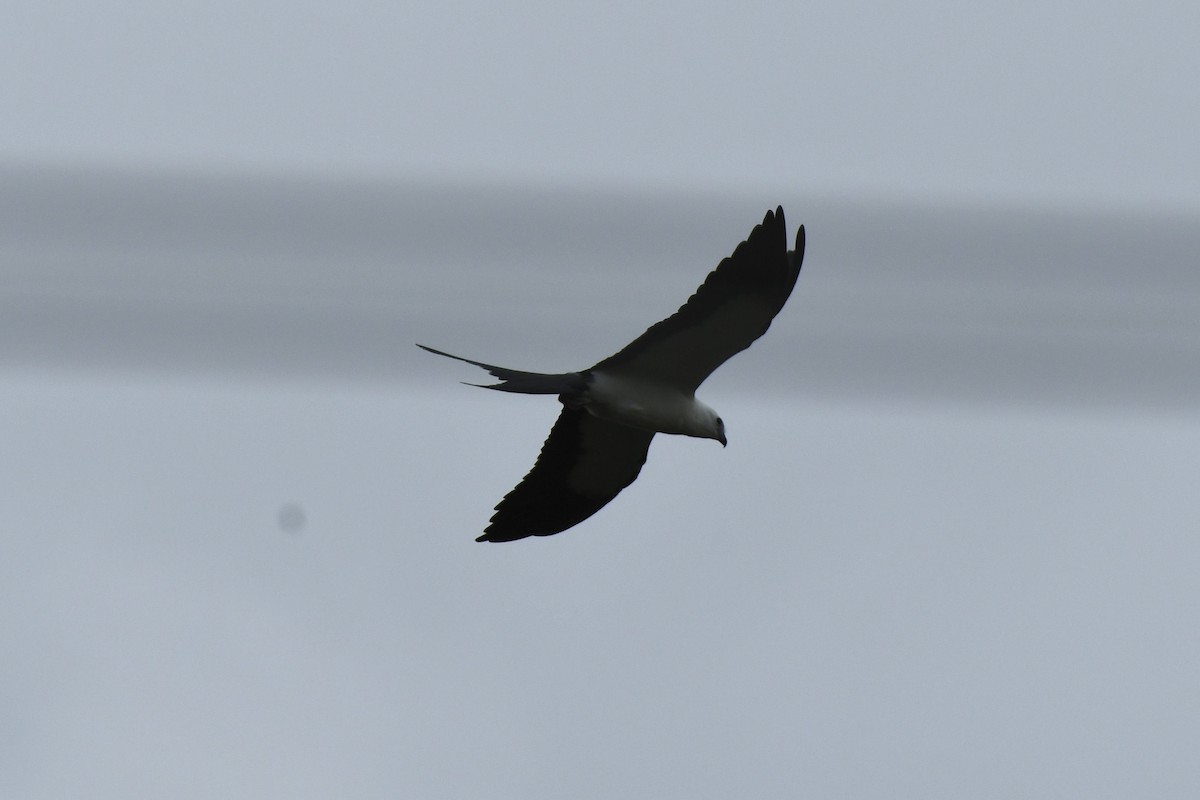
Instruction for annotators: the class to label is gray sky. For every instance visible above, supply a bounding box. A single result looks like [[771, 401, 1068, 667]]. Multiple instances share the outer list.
[[4, 0, 1200, 210], [6, 375, 1200, 798], [4, 3, 1200, 797], [3, 168, 1198, 409], [5, 173, 1199, 798]]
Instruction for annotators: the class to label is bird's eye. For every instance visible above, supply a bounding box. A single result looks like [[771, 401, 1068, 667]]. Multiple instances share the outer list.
[[716, 417, 724, 428]]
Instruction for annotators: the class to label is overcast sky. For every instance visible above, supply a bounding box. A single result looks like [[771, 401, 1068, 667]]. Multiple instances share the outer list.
[[5, 3, 1200, 798], [4, 0, 1200, 210]]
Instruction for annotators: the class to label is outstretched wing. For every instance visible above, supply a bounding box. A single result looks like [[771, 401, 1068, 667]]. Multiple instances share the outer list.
[[480, 408, 655, 542], [590, 206, 805, 392]]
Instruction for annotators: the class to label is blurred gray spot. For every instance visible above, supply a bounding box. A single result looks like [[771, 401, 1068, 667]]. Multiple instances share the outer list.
[[277, 502, 306, 534]]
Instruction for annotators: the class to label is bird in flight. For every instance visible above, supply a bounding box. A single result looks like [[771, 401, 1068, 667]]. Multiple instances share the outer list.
[[420, 206, 805, 542]]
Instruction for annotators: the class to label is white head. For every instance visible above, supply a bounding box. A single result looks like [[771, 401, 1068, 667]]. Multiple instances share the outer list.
[[691, 400, 727, 447]]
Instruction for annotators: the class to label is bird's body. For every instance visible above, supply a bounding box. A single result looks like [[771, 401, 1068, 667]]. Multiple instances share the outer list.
[[576, 371, 723, 439], [421, 206, 805, 542]]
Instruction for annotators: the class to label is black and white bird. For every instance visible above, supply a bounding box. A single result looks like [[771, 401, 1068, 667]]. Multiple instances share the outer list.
[[420, 206, 805, 542]]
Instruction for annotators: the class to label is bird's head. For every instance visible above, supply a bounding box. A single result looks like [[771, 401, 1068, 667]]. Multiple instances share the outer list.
[[693, 402, 727, 447]]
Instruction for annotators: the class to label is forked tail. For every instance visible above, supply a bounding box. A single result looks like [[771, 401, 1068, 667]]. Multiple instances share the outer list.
[[417, 344, 588, 395]]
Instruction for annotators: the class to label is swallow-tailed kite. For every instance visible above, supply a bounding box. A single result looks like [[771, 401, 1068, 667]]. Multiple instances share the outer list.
[[420, 206, 805, 542]]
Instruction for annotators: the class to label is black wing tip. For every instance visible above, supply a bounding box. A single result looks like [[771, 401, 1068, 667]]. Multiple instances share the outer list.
[[478, 500, 592, 542], [476, 522, 559, 543], [769, 208, 804, 265], [762, 206, 801, 244], [477, 517, 528, 542], [761, 205, 784, 230], [475, 531, 541, 543], [759, 206, 789, 252]]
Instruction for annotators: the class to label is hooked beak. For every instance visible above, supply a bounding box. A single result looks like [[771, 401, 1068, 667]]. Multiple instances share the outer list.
[[718, 434, 727, 448]]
